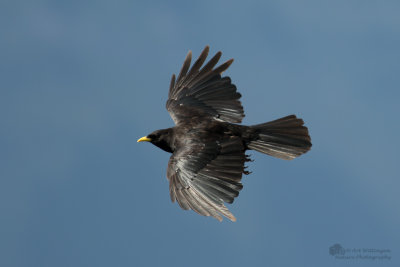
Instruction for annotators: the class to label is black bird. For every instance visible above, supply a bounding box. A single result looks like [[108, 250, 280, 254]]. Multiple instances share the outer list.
[[137, 46, 312, 221]]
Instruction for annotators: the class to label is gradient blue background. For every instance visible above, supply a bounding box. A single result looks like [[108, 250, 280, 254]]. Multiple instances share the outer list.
[[1, 1, 399, 266]]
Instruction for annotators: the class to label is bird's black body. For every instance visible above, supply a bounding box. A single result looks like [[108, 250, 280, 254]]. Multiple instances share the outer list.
[[138, 46, 312, 221], [150, 121, 249, 153]]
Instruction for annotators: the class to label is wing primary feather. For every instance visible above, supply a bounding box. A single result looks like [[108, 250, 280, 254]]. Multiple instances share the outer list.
[[195, 187, 236, 221], [181, 188, 211, 217], [192, 188, 224, 221], [175, 50, 192, 89], [188, 58, 233, 89], [168, 74, 176, 99], [198, 51, 222, 75], [175, 188, 191, 210], [184, 46, 209, 82], [169, 175, 177, 202], [213, 59, 234, 75]]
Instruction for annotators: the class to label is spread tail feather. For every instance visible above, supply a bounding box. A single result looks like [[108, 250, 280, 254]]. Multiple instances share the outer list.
[[247, 115, 312, 160]]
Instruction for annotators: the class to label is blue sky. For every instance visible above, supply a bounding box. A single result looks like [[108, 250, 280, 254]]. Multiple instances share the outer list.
[[1, 1, 399, 266]]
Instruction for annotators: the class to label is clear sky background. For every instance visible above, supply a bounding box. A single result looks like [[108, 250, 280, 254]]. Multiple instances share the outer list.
[[1, 1, 399, 267]]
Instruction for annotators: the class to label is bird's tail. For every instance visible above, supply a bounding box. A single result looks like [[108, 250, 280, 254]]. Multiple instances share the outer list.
[[247, 115, 312, 160]]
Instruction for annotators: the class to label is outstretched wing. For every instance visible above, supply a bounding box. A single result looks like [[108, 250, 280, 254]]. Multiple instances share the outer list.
[[167, 136, 248, 221], [166, 46, 245, 125]]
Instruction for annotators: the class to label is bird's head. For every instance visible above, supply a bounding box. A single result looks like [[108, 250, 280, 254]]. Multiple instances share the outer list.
[[137, 128, 173, 153]]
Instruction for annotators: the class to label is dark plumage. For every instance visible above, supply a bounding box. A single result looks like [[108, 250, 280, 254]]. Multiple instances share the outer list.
[[137, 46, 312, 221]]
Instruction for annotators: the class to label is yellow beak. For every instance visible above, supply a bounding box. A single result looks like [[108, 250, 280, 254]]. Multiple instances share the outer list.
[[137, 136, 152, 143]]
